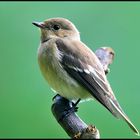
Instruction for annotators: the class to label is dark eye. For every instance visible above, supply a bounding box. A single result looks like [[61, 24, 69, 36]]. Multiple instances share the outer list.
[[53, 24, 60, 30]]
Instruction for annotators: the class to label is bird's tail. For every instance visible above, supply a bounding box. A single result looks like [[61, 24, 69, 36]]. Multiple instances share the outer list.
[[109, 98, 139, 135]]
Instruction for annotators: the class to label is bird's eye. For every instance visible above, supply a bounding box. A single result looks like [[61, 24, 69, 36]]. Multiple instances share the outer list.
[[53, 24, 60, 30]]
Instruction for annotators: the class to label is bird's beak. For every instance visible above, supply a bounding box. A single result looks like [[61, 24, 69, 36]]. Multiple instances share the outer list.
[[32, 21, 45, 29]]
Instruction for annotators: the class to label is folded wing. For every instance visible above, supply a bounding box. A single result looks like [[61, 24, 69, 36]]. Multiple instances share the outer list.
[[55, 39, 139, 135]]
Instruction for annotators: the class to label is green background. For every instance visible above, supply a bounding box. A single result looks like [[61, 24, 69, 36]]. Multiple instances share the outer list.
[[0, 2, 140, 138]]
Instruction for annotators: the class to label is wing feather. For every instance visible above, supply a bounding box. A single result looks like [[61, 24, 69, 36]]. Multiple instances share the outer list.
[[55, 38, 139, 135], [55, 39, 124, 118]]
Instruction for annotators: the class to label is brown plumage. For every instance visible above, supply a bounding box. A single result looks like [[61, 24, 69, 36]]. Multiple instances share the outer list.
[[33, 17, 139, 135]]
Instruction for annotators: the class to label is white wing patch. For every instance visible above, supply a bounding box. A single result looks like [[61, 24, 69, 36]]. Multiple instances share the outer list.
[[87, 65, 110, 94], [84, 69, 90, 74], [55, 47, 64, 61]]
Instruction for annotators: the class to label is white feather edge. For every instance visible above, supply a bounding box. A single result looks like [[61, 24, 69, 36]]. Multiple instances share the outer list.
[[87, 65, 110, 94], [109, 98, 139, 135], [54, 47, 139, 135]]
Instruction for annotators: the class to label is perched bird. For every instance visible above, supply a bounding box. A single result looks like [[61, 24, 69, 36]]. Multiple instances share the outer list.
[[32, 17, 139, 135]]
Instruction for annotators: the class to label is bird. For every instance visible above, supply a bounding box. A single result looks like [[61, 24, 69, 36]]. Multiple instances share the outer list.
[[32, 17, 139, 135]]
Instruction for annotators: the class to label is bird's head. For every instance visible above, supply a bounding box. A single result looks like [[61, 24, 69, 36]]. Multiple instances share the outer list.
[[32, 17, 80, 43]]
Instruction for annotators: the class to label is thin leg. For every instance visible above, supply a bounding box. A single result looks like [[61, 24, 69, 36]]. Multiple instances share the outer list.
[[71, 98, 81, 112], [73, 98, 81, 107], [54, 97, 81, 122]]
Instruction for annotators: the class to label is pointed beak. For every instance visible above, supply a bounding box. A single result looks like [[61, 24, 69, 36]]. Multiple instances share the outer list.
[[32, 21, 45, 29]]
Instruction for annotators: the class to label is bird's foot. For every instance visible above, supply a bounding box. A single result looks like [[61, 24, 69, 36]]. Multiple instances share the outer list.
[[57, 98, 81, 122], [52, 95, 81, 122], [62, 99, 81, 119], [71, 98, 81, 112]]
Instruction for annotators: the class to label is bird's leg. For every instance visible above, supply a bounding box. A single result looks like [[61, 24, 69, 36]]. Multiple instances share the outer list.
[[62, 98, 81, 115], [52, 95, 81, 122], [58, 98, 81, 122], [72, 98, 81, 107], [72, 98, 81, 112]]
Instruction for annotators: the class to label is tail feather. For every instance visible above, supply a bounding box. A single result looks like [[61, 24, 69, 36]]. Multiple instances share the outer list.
[[109, 98, 139, 135]]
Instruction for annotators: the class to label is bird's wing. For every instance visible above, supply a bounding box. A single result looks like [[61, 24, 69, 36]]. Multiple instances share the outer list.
[[55, 39, 139, 135], [55, 39, 122, 118]]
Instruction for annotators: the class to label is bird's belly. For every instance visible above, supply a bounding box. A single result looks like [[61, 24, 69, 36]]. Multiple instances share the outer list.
[[38, 55, 92, 100]]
